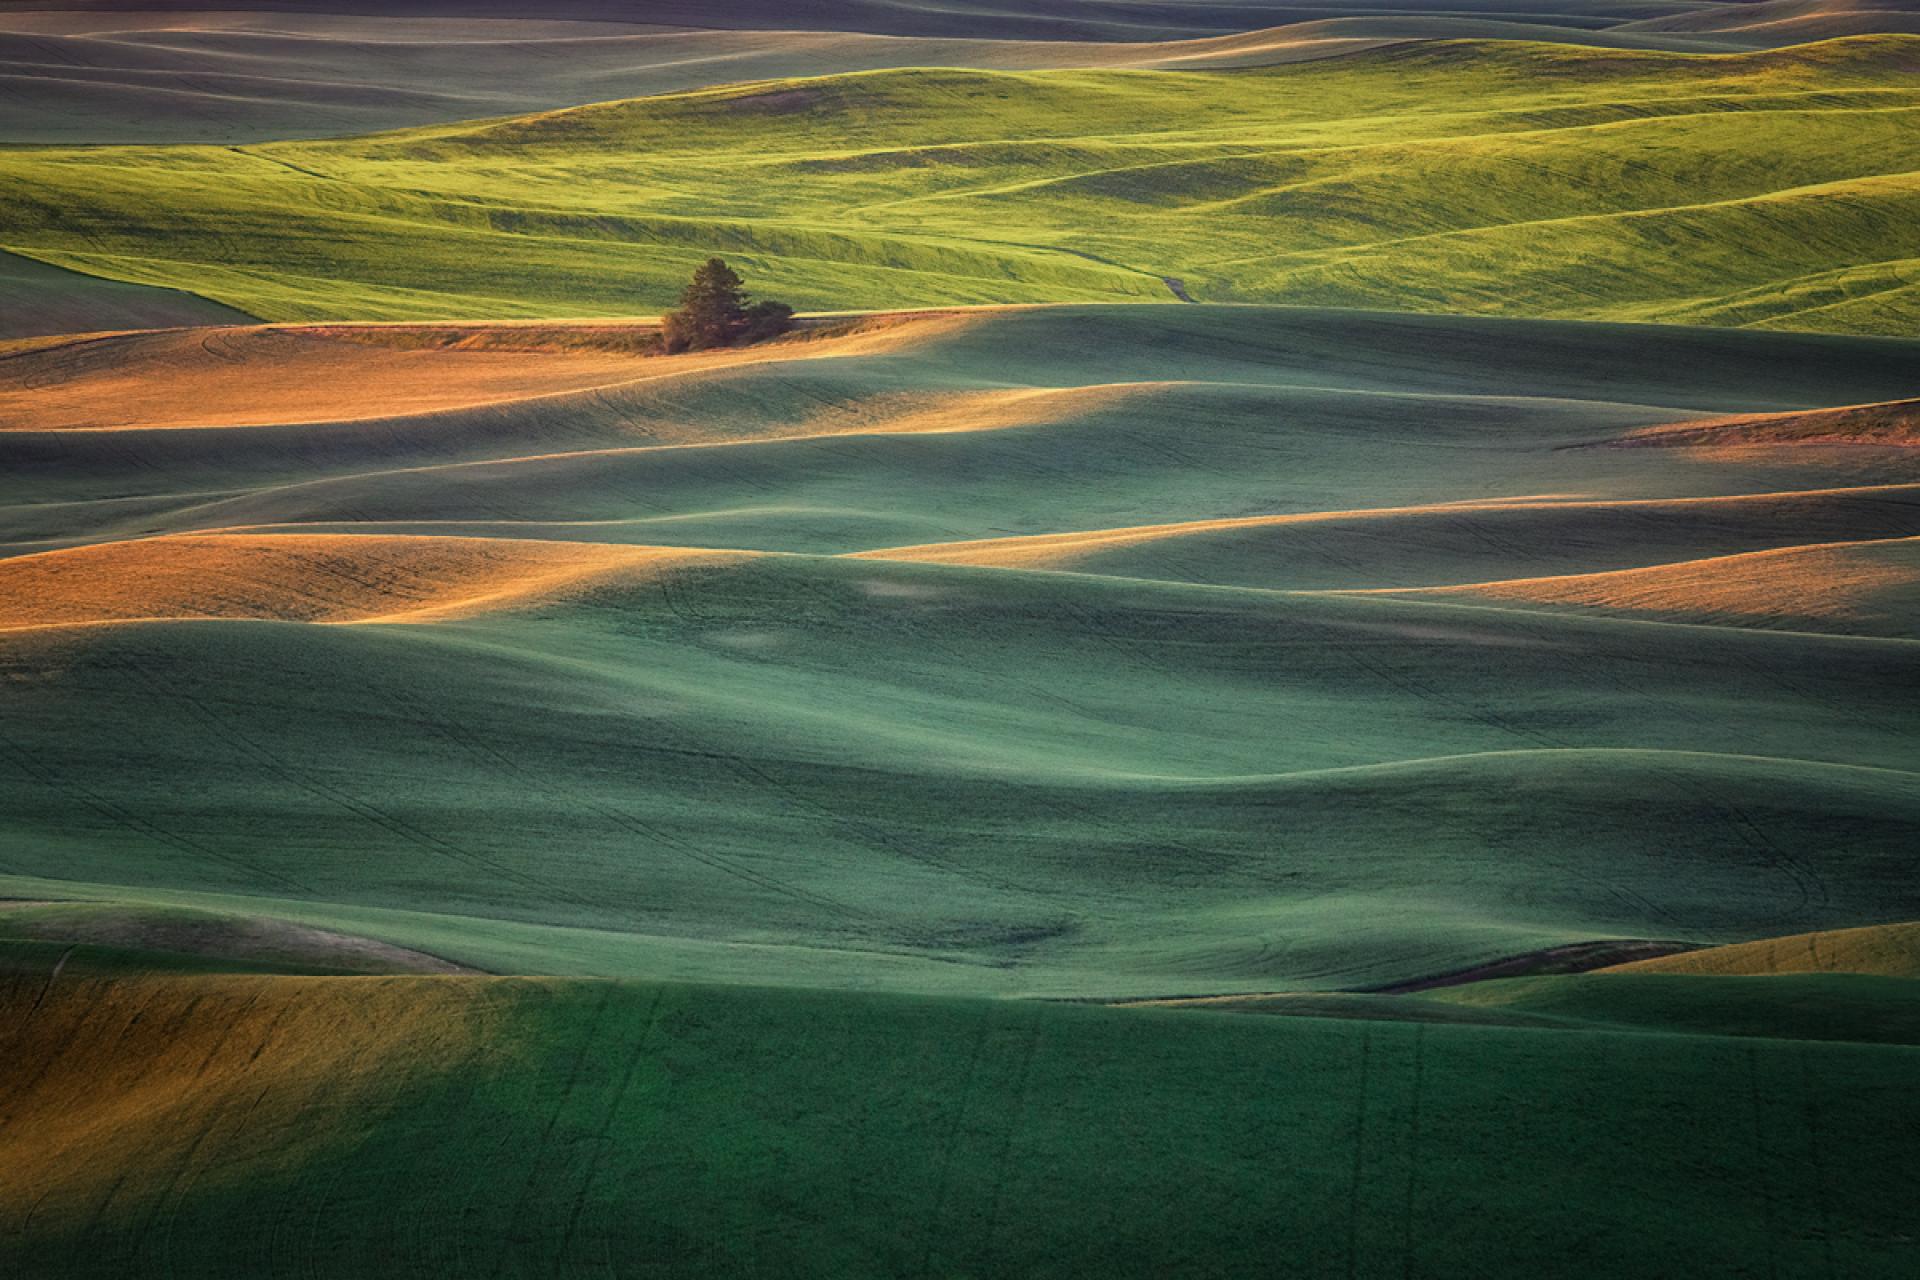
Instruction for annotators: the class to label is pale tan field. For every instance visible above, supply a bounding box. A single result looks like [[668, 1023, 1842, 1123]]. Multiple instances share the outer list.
[[0, 533, 731, 630], [1391, 535, 1920, 633], [1607, 397, 1920, 451], [1603, 920, 1920, 977], [0, 313, 1008, 433]]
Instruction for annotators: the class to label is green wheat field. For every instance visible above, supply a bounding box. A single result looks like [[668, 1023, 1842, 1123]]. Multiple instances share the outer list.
[[1, 2, 1917, 1276]]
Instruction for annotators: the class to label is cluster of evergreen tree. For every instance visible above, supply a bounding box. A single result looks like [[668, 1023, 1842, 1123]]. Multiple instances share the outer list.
[[661, 258, 794, 354]]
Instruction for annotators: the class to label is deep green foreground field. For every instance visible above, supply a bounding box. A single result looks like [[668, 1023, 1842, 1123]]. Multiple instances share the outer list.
[[4, 2, 1920, 1275], [4, 969, 1918, 1278]]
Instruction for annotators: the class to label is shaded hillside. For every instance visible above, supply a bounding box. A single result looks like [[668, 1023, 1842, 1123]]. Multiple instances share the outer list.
[[0, 249, 251, 340]]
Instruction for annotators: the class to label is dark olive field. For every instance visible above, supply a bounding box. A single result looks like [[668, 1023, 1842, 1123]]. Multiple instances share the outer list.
[[1, 3, 1917, 1277]]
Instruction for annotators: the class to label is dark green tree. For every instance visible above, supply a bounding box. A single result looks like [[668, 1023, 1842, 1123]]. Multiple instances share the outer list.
[[739, 299, 795, 343], [660, 257, 792, 353]]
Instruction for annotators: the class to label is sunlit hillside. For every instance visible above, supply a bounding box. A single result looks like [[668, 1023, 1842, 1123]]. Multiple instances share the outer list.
[[5, 38, 1919, 332]]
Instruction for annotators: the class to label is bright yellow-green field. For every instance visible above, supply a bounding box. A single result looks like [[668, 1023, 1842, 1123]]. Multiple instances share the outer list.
[[4, 36, 1919, 332]]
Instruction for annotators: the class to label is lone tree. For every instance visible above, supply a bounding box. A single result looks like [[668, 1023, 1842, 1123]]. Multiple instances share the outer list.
[[661, 257, 794, 354]]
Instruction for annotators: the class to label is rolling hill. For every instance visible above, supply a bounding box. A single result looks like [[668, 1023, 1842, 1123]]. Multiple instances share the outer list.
[[6, 37, 1920, 335], [0, 13, 1396, 146], [4, 305, 1915, 997], [11, 1, 1920, 147]]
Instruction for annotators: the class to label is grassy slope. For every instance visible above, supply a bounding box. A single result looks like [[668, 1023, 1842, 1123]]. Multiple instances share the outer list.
[[0, 20, 1367, 148], [0, 935, 371, 976], [1082, 919, 1920, 1065], [26, 0, 1909, 148], [5, 38, 1920, 333], [3, 972, 1917, 1278], [857, 488, 1920, 590]]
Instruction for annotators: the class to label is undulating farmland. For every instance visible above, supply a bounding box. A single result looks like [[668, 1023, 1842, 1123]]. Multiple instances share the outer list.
[[3, 2, 1917, 1276]]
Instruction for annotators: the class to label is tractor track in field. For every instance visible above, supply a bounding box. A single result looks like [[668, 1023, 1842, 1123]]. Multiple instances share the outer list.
[[487, 984, 615, 1280], [914, 1004, 996, 1278], [550, 983, 667, 1274], [111, 653, 597, 913], [0, 721, 305, 894]]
